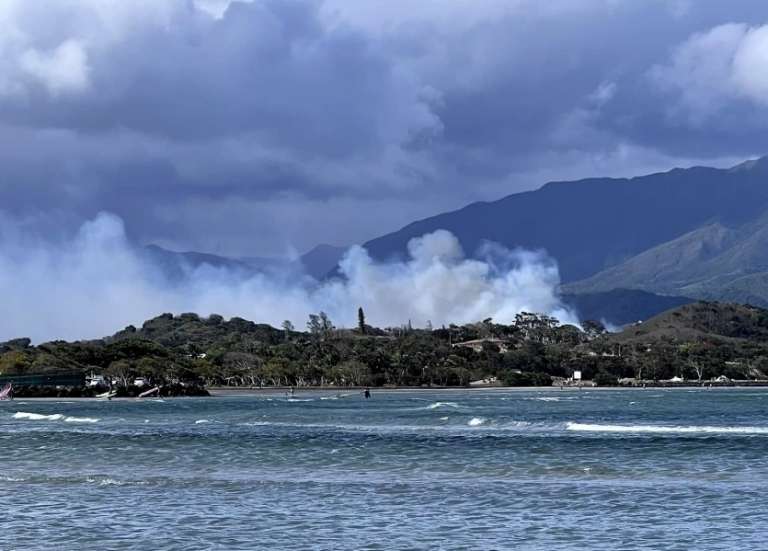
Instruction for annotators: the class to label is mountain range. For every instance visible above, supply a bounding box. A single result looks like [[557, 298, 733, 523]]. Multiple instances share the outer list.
[[140, 156, 768, 324], [361, 156, 768, 318], [363, 157, 768, 283], [142, 243, 347, 282], [562, 211, 768, 305]]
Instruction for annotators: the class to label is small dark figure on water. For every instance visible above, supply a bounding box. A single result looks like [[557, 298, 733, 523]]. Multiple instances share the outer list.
[[364, 388, 371, 399]]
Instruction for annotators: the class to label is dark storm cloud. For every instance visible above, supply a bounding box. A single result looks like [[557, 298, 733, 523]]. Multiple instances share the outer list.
[[2, 1, 435, 154], [1, 0, 767, 255]]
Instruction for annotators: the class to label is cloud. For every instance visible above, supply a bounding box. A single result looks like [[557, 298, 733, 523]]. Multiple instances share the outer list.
[[650, 24, 747, 121], [732, 26, 768, 104], [0, 213, 574, 342], [19, 39, 90, 95], [193, 0, 247, 19], [0, 1, 768, 255], [650, 23, 768, 122]]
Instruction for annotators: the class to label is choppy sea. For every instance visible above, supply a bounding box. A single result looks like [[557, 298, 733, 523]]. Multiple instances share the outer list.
[[2, 388, 767, 550]]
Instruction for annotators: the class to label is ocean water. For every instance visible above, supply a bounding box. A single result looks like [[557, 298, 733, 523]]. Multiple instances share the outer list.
[[2, 388, 768, 550]]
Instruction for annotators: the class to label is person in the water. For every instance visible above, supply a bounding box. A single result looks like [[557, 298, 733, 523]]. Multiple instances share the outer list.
[[364, 388, 371, 399]]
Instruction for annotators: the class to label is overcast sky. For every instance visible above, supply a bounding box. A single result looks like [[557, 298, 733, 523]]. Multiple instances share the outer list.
[[1, 0, 767, 257]]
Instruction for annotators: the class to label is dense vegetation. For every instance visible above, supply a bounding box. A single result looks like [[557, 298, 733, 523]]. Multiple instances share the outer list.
[[3, 302, 768, 390]]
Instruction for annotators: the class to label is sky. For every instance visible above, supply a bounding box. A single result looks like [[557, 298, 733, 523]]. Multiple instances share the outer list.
[[2, 0, 768, 258]]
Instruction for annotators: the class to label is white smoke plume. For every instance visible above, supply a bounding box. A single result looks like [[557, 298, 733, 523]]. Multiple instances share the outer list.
[[0, 212, 576, 342]]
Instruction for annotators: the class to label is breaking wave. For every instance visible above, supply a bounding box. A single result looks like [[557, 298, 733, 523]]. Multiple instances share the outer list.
[[13, 412, 99, 423], [13, 412, 64, 421], [426, 402, 460, 410], [64, 416, 100, 423], [86, 477, 131, 486], [566, 422, 768, 435]]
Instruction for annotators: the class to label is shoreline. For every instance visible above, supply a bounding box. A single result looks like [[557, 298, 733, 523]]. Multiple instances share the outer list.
[[5, 385, 768, 400], [207, 384, 768, 396]]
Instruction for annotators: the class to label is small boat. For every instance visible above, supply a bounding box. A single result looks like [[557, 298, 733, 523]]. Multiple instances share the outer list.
[[97, 389, 117, 400], [138, 386, 160, 398], [0, 383, 13, 400]]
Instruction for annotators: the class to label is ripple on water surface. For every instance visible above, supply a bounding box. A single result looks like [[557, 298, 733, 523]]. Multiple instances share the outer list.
[[1, 389, 768, 550]]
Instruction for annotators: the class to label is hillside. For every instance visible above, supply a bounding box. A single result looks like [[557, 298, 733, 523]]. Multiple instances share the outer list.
[[609, 302, 768, 344], [561, 289, 693, 326], [3, 303, 768, 392], [299, 244, 347, 278], [140, 158, 768, 323], [362, 157, 768, 283], [142, 243, 346, 281], [565, 210, 768, 306], [109, 312, 285, 350], [141, 245, 266, 282]]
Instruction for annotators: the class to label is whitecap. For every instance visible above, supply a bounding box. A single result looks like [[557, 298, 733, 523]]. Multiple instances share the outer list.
[[195, 419, 211, 424], [0, 476, 25, 482], [13, 411, 98, 423], [286, 398, 313, 402], [13, 412, 64, 421], [566, 422, 768, 435], [64, 416, 99, 423], [98, 478, 124, 486], [468, 417, 486, 427], [427, 401, 460, 410], [86, 477, 123, 486], [533, 397, 560, 402], [85, 476, 151, 486]]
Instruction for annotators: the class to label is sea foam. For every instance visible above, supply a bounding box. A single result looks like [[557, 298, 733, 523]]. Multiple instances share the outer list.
[[427, 402, 460, 410], [13, 412, 65, 421], [13, 412, 99, 423], [63, 416, 100, 423], [566, 422, 768, 434]]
